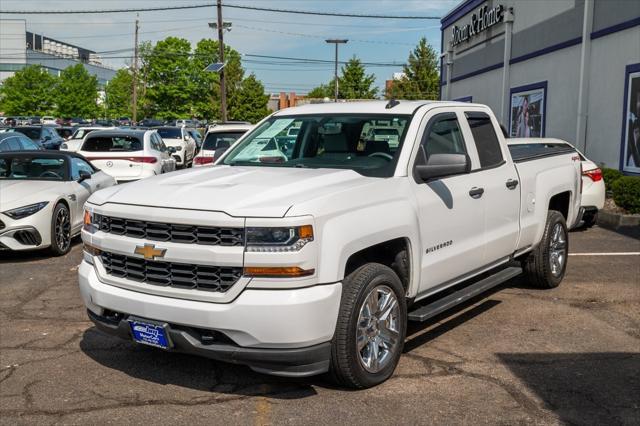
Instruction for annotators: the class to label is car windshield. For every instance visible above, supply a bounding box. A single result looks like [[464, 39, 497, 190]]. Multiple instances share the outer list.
[[0, 156, 67, 181], [71, 128, 98, 140], [222, 114, 411, 177], [10, 127, 40, 140], [203, 131, 247, 150], [82, 136, 143, 152], [157, 127, 182, 139]]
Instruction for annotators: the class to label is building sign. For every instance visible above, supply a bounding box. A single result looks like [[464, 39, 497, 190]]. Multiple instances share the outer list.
[[452, 4, 505, 46]]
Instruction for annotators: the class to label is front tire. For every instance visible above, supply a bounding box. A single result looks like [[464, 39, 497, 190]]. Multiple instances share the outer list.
[[49, 203, 71, 256], [329, 263, 407, 389], [522, 210, 568, 288]]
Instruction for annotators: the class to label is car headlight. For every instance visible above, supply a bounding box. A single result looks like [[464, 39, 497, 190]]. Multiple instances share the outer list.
[[175, 146, 183, 151], [60, 143, 68, 149], [83, 209, 98, 233], [3, 202, 49, 220], [245, 225, 313, 252]]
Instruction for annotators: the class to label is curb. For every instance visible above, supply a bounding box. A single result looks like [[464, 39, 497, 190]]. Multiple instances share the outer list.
[[597, 210, 640, 231]]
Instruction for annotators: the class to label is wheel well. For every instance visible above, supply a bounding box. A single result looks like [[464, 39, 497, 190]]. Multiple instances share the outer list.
[[548, 191, 570, 219], [55, 198, 69, 212], [344, 238, 411, 292]]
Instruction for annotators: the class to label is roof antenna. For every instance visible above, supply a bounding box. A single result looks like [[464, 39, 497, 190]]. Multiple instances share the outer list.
[[385, 99, 400, 109]]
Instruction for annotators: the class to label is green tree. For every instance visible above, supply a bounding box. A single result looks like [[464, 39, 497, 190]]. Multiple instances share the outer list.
[[104, 68, 135, 118], [229, 74, 269, 122], [339, 56, 378, 99], [0, 65, 57, 115], [56, 64, 99, 117], [388, 37, 439, 100], [307, 83, 333, 99], [144, 37, 194, 120]]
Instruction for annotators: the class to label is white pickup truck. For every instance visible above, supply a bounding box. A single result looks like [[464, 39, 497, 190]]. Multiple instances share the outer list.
[[79, 101, 581, 388]]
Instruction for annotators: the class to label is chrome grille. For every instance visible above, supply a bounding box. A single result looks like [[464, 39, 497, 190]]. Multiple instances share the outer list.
[[95, 214, 244, 246], [100, 251, 242, 292], [0, 220, 4, 230]]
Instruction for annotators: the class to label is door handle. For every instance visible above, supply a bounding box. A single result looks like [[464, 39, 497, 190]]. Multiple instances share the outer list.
[[469, 187, 484, 199], [506, 179, 519, 190]]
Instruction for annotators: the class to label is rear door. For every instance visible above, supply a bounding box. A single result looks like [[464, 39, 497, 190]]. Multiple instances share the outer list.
[[410, 110, 487, 296], [462, 110, 520, 262]]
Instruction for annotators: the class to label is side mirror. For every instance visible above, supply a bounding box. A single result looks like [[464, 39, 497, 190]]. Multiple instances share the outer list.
[[183, 135, 189, 141], [43, 135, 51, 141], [167, 146, 177, 154], [78, 170, 92, 182], [213, 146, 229, 161], [415, 153, 471, 181]]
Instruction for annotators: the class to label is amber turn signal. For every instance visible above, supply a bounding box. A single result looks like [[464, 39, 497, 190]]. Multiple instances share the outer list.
[[244, 266, 315, 278]]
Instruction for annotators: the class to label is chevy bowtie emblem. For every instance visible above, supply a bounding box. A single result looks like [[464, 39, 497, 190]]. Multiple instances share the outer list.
[[134, 244, 166, 260]]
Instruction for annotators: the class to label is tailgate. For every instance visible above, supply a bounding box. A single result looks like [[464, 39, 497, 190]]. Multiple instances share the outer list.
[[85, 154, 147, 179]]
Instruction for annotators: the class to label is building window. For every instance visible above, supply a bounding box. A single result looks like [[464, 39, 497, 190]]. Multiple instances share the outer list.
[[621, 63, 640, 174], [509, 81, 547, 138]]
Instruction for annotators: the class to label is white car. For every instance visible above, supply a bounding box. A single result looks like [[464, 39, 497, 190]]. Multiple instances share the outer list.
[[156, 127, 197, 168], [193, 123, 252, 167], [509, 139, 605, 227], [41, 116, 57, 125], [60, 127, 116, 152], [80, 100, 582, 388], [77, 129, 177, 183], [0, 151, 116, 255]]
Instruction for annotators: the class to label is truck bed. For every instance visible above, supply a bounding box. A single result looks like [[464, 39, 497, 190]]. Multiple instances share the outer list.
[[508, 140, 576, 163]]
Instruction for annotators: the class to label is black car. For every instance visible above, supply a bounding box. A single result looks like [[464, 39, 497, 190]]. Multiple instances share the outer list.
[[7, 126, 65, 150], [55, 126, 76, 140], [0, 132, 42, 151], [138, 118, 164, 127]]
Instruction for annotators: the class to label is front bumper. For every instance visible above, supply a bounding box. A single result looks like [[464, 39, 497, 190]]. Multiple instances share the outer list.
[[79, 261, 341, 376]]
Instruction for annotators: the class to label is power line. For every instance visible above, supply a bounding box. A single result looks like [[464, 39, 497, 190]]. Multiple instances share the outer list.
[[0, 2, 441, 19], [223, 3, 441, 19]]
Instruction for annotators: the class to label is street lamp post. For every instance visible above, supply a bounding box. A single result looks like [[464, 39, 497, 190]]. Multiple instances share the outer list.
[[325, 39, 348, 102]]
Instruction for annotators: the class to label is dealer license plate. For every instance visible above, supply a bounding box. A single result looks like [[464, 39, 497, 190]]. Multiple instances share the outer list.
[[129, 319, 171, 349]]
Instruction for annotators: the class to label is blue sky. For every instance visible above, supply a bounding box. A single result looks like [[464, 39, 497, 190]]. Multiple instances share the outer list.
[[1, 0, 461, 94]]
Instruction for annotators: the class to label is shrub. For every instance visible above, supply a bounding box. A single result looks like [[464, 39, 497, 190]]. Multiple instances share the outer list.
[[601, 167, 624, 193], [612, 176, 640, 214]]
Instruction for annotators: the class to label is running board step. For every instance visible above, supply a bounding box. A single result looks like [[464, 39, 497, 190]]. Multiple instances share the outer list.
[[407, 266, 522, 322]]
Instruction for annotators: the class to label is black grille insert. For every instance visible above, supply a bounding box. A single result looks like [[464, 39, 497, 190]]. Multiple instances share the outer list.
[[95, 214, 244, 246], [100, 251, 242, 292], [0, 220, 5, 230]]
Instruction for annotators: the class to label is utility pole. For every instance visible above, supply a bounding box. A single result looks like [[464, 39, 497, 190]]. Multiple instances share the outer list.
[[132, 15, 139, 123], [325, 39, 348, 102], [217, 0, 227, 122]]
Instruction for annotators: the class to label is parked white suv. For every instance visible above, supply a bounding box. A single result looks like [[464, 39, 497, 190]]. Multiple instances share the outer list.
[[156, 127, 197, 168], [60, 127, 116, 152], [79, 101, 580, 388], [193, 123, 252, 167], [78, 129, 176, 183]]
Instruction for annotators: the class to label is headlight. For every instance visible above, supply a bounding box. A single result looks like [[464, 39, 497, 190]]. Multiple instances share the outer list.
[[60, 143, 68, 150], [83, 209, 98, 233], [246, 225, 313, 252], [175, 146, 183, 151], [3, 202, 49, 219]]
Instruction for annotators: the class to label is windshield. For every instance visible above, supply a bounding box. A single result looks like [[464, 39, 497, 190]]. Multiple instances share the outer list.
[[0, 156, 67, 181], [82, 136, 143, 152], [10, 127, 40, 140], [222, 114, 411, 177], [157, 127, 182, 139], [203, 131, 247, 150], [71, 128, 98, 140]]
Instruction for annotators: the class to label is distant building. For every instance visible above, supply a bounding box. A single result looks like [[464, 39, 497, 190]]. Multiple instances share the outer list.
[[267, 92, 306, 112], [0, 19, 116, 87], [385, 72, 406, 97]]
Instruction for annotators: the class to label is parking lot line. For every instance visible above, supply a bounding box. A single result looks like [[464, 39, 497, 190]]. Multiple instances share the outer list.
[[568, 252, 640, 256]]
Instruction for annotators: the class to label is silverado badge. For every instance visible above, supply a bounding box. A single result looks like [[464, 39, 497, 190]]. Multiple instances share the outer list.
[[134, 244, 166, 260]]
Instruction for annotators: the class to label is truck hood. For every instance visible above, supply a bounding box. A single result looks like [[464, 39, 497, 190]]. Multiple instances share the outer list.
[[88, 165, 373, 217]]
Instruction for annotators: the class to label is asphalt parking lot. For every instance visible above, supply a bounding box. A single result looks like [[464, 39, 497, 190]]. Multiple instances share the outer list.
[[0, 225, 638, 425]]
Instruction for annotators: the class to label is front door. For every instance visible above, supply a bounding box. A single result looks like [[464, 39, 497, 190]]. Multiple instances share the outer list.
[[410, 111, 487, 296]]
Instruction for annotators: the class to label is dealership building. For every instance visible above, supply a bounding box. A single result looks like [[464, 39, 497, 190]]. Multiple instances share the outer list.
[[0, 19, 116, 87], [440, 0, 640, 174]]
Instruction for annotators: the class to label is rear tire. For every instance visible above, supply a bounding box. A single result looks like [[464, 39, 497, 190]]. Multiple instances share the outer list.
[[329, 263, 406, 389], [522, 210, 568, 288]]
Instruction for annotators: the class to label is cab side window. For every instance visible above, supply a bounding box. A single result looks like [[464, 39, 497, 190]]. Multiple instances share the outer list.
[[416, 113, 466, 166], [465, 112, 504, 168]]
